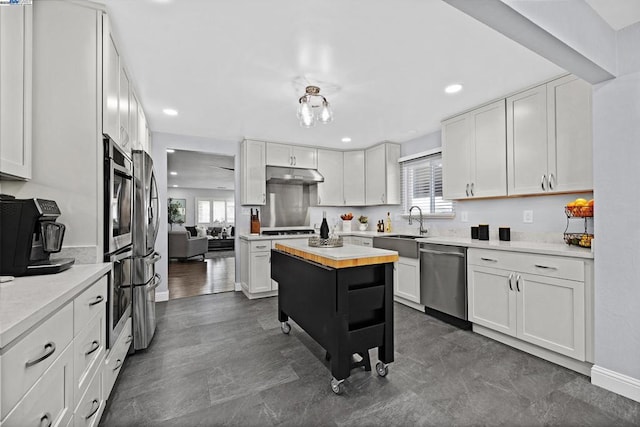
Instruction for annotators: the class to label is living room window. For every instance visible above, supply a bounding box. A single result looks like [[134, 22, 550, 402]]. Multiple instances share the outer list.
[[196, 198, 234, 225]]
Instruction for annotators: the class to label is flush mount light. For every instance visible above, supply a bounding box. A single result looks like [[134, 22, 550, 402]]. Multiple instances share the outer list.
[[166, 149, 175, 153], [341, 137, 351, 143], [163, 108, 178, 116], [297, 86, 333, 128], [445, 84, 463, 94], [170, 171, 177, 175]]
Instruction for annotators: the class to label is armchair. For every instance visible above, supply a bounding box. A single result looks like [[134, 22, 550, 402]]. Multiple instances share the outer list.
[[168, 231, 208, 260]]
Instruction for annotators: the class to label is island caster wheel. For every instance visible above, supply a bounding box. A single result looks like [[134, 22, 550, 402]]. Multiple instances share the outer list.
[[330, 378, 344, 395], [280, 322, 291, 335], [376, 361, 388, 377]]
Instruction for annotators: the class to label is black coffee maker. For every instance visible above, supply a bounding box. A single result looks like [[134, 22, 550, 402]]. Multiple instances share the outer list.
[[0, 195, 75, 276]]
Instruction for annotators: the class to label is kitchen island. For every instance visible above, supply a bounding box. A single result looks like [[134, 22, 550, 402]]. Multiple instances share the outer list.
[[272, 241, 398, 394]]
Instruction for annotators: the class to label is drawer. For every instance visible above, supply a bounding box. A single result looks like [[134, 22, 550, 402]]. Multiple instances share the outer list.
[[1, 303, 73, 420], [74, 275, 107, 334], [73, 309, 105, 409], [102, 317, 131, 400], [467, 248, 584, 281], [250, 241, 271, 252], [2, 342, 74, 427], [74, 366, 103, 427]]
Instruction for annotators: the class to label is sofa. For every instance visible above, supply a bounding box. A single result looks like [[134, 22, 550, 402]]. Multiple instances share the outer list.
[[168, 230, 208, 260]]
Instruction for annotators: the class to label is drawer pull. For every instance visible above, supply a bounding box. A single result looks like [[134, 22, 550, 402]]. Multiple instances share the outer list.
[[255, 245, 267, 249], [126, 335, 133, 344], [85, 340, 100, 356], [89, 295, 104, 306], [113, 358, 123, 371], [25, 342, 56, 368], [480, 257, 497, 262], [40, 412, 52, 427], [534, 264, 557, 270], [85, 399, 100, 419]]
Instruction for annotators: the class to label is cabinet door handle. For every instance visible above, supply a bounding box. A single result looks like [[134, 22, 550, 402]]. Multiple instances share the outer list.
[[465, 183, 470, 197], [293, 155, 297, 166], [480, 257, 497, 262], [516, 274, 522, 292], [126, 335, 133, 344], [508, 272, 514, 291], [113, 358, 123, 371], [40, 413, 52, 427], [85, 399, 100, 419], [318, 196, 321, 204], [534, 264, 557, 270], [289, 155, 293, 165], [549, 173, 555, 190], [381, 193, 385, 203], [89, 295, 104, 306], [85, 340, 100, 356], [262, 193, 266, 204], [25, 342, 56, 367], [541, 174, 547, 191], [470, 182, 475, 196]]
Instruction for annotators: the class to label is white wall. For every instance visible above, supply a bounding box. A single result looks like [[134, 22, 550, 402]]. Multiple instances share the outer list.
[[151, 132, 241, 297], [167, 187, 234, 226]]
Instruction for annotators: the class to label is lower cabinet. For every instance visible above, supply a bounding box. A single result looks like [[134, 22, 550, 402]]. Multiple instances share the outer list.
[[240, 239, 275, 299], [468, 248, 589, 361], [393, 257, 420, 304], [103, 318, 132, 400]]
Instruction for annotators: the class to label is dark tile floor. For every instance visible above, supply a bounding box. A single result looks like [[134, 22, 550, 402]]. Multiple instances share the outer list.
[[100, 293, 640, 426]]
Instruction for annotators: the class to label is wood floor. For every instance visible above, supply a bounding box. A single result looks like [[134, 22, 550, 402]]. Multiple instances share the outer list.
[[167, 251, 235, 300]]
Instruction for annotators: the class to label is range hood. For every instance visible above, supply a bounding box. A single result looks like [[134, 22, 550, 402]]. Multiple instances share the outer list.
[[266, 166, 324, 184]]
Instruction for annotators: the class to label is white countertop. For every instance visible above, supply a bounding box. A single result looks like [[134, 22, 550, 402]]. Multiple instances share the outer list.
[[274, 240, 398, 261], [416, 236, 594, 259], [240, 230, 414, 241], [0, 263, 111, 349]]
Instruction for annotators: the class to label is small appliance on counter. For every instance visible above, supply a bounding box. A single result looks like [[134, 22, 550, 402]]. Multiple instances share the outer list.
[[0, 195, 75, 276]]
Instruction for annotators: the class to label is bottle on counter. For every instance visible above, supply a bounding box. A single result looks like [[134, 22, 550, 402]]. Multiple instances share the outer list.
[[385, 212, 392, 232], [320, 211, 329, 239], [250, 209, 261, 234]]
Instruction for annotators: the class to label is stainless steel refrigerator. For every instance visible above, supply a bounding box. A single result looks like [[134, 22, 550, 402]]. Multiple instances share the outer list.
[[132, 149, 161, 351]]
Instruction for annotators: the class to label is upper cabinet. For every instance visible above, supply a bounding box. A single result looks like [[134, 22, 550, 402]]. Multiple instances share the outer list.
[[343, 150, 365, 206], [365, 142, 400, 205], [507, 75, 592, 196], [442, 100, 507, 199], [0, 4, 32, 180], [241, 140, 266, 205], [317, 149, 344, 206], [266, 142, 317, 168]]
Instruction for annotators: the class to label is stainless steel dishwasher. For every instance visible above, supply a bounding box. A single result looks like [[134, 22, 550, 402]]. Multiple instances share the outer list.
[[419, 243, 470, 328]]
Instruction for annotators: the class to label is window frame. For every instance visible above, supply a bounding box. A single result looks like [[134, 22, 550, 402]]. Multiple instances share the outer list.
[[195, 197, 235, 225]]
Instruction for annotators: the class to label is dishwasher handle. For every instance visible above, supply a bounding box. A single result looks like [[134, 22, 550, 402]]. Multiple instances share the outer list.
[[419, 248, 465, 258]]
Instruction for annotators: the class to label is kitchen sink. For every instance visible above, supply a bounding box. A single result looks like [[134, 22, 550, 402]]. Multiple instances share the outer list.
[[372, 235, 421, 259]]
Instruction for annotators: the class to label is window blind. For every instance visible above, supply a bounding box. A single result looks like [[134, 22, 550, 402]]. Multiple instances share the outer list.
[[400, 152, 454, 215], [197, 200, 211, 223]]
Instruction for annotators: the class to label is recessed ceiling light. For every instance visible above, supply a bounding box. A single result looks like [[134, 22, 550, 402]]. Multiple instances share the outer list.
[[163, 108, 178, 116], [170, 171, 177, 175], [166, 149, 175, 153], [341, 137, 351, 143], [172, 184, 178, 187], [445, 84, 463, 94]]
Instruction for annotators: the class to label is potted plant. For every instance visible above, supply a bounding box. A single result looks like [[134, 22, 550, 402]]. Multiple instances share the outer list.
[[358, 215, 368, 231], [168, 199, 185, 230]]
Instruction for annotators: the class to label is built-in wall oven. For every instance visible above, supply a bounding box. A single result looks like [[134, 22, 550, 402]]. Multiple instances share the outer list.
[[108, 247, 132, 348], [104, 138, 133, 254]]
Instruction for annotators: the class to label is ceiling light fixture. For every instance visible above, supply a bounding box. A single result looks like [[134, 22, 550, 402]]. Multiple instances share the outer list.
[[172, 184, 178, 187], [170, 171, 177, 175], [445, 84, 463, 94], [341, 137, 351, 143], [163, 108, 178, 116], [297, 86, 333, 128]]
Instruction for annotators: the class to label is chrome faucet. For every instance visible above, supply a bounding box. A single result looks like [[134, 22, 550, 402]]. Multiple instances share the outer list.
[[408, 206, 428, 235]]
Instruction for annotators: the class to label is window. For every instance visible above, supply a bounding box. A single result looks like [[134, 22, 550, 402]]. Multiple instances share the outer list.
[[196, 198, 234, 225], [400, 151, 454, 216]]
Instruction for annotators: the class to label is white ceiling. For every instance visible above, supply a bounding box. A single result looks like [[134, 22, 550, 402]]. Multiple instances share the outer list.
[[586, 0, 640, 30], [166, 149, 234, 190], [103, 0, 568, 150]]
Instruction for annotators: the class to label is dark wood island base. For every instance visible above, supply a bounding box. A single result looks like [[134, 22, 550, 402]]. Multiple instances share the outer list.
[[271, 246, 396, 395]]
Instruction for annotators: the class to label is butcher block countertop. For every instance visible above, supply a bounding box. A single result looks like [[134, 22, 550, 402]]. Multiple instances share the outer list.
[[274, 241, 399, 269]]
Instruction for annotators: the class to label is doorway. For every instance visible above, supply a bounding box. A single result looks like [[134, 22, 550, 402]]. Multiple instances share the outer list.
[[166, 148, 236, 300]]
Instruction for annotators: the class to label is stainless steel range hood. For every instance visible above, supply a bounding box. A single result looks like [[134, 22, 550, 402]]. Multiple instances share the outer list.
[[266, 166, 324, 184]]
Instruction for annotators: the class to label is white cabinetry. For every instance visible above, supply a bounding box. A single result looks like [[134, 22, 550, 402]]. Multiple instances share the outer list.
[[129, 93, 139, 151], [442, 100, 507, 199], [394, 257, 420, 304], [350, 236, 373, 247], [266, 142, 317, 168], [0, 3, 32, 180], [240, 239, 275, 298], [240, 140, 266, 205], [102, 15, 121, 147], [118, 67, 131, 154], [365, 143, 400, 205], [468, 248, 590, 362], [507, 75, 592, 195], [102, 318, 131, 401], [343, 151, 365, 205], [317, 149, 344, 206]]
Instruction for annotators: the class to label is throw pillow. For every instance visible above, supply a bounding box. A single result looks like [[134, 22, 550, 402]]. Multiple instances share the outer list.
[[196, 226, 207, 238], [185, 226, 197, 237]]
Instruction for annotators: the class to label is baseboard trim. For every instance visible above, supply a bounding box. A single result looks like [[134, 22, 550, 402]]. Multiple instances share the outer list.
[[156, 291, 169, 302], [591, 365, 640, 403]]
